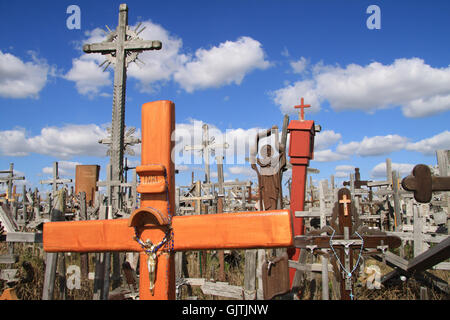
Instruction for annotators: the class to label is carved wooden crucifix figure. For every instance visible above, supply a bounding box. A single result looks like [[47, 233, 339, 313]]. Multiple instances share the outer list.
[[294, 188, 401, 300], [43, 100, 294, 300]]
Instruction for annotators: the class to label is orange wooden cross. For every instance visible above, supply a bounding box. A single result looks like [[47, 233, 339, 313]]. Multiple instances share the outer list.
[[294, 97, 311, 121], [43, 100, 293, 300]]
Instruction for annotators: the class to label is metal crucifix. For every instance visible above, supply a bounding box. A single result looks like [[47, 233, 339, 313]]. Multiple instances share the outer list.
[[294, 188, 401, 300]]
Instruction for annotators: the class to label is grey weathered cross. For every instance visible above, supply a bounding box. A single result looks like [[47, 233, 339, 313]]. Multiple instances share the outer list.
[[83, 3, 161, 209], [184, 124, 229, 184], [0, 163, 25, 201], [40, 162, 72, 194]]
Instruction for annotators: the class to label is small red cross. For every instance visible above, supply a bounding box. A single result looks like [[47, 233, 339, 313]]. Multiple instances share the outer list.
[[294, 97, 311, 121]]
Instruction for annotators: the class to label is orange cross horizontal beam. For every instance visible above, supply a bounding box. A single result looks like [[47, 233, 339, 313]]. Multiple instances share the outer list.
[[43, 210, 293, 253]]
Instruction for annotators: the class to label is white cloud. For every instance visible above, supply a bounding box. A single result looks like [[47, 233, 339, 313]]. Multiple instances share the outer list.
[[272, 57, 450, 118], [228, 166, 256, 177], [0, 124, 108, 158], [281, 47, 290, 58], [290, 57, 308, 74], [335, 165, 355, 172], [64, 58, 111, 97], [336, 135, 408, 157], [405, 131, 450, 155], [127, 21, 188, 93], [371, 162, 415, 179], [42, 160, 81, 177], [174, 36, 271, 92], [0, 51, 52, 99], [335, 171, 350, 178], [270, 80, 321, 115], [314, 130, 342, 151], [65, 22, 270, 96], [313, 149, 349, 162]]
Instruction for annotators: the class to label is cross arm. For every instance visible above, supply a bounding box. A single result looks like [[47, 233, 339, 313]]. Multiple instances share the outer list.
[[184, 145, 203, 151], [43, 210, 293, 253], [294, 234, 401, 250], [83, 40, 162, 54]]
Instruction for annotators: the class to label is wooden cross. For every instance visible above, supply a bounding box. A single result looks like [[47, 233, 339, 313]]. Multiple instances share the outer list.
[[0, 163, 25, 201], [339, 194, 351, 216], [343, 168, 371, 189], [402, 164, 450, 203], [294, 97, 311, 121], [294, 188, 401, 300], [184, 123, 229, 184], [83, 3, 161, 210], [43, 101, 293, 300], [40, 162, 72, 194]]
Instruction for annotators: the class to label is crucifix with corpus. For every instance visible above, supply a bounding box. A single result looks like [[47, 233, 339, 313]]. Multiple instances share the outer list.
[[294, 188, 402, 300], [43, 100, 294, 300]]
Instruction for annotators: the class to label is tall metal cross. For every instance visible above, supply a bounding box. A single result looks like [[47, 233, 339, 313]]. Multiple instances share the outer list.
[[294, 97, 311, 121], [184, 124, 229, 184], [0, 163, 25, 201], [83, 3, 162, 209]]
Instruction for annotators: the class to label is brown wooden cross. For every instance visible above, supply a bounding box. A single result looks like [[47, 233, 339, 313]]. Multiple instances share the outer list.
[[43, 100, 294, 300], [294, 188, 401, 300], [402, 164, 450, 203], [294, 97, 311, 121], [343, 168, 371, 189]]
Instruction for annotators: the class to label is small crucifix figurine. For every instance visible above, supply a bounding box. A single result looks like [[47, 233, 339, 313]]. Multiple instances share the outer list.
[[294, 188, 401, 300], [294, 97, 311, 121]]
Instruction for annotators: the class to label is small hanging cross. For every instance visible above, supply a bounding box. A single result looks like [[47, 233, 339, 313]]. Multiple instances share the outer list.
[[294, 97, 311, 121]]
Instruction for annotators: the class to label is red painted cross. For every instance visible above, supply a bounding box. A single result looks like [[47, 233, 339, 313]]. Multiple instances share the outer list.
[[294, 98, 311, 121]]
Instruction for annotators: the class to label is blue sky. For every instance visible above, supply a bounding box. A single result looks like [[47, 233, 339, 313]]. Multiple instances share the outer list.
[[0, 0, 449, 194]]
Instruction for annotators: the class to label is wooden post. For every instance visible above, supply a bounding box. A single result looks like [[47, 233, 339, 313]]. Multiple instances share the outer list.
[[386, 158, 393, 185], [319, 180, 329, 300], [244, 250, 257, 299], [216, 155, 226, 282], [413, 204, 424, 257], [79, 192, 89, 280], [42, 189, 65, 300], [392, 170, 402, 230], [436, 150, 449, 234]]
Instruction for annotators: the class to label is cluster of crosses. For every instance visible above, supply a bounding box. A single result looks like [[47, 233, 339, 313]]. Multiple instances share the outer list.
[[41, 3, 415, 301]]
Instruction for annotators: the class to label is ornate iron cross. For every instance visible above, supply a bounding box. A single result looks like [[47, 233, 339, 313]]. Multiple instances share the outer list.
[[82, 3, 162, 209]]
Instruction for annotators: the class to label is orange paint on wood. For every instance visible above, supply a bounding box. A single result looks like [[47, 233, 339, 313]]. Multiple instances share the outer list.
[[43, 210, 293, 252]]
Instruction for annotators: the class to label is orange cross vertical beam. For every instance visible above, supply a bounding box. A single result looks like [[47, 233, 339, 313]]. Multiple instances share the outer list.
[[43, 100, 294, 300]]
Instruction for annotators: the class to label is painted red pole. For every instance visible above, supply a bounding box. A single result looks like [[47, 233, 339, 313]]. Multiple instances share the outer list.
[[287, 98, 319, 286]]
